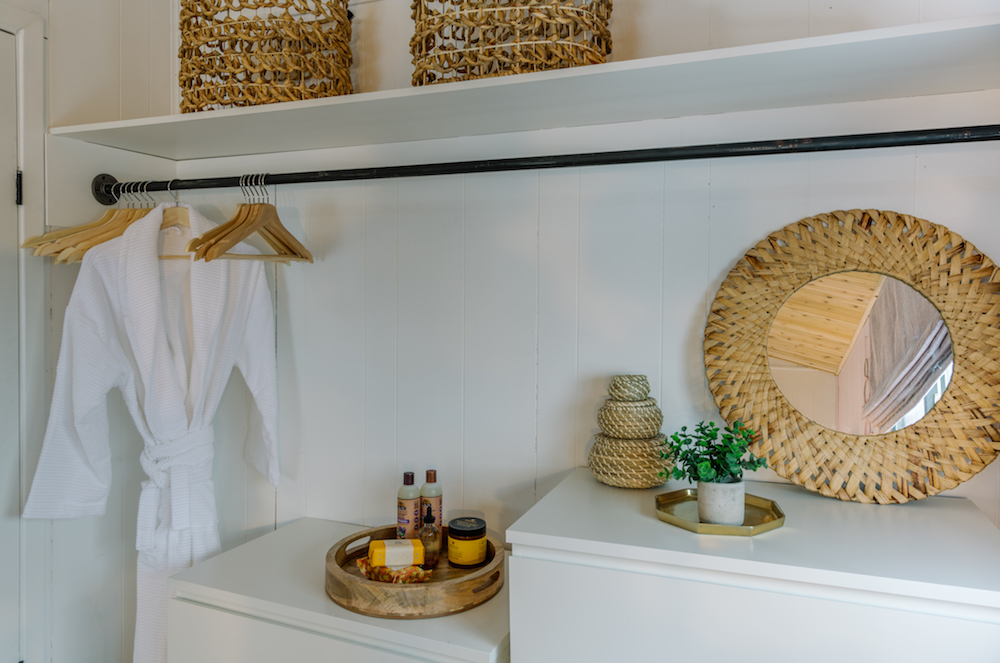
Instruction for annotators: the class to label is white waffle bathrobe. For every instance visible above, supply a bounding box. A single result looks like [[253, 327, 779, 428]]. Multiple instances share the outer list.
[[24, 203, 279, 663]]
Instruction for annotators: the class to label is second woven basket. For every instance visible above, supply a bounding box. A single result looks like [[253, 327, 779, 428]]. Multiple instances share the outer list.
[[589, 434, 669, 489], [597, 398, 663, 440], [410, 0, 613, 86]]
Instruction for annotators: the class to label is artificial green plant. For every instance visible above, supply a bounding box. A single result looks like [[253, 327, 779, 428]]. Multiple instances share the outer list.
[[661, 420, 767, 483]]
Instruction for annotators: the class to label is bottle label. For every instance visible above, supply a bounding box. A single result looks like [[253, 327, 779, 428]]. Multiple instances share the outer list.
[[420, 495, 443, 545], [397, 497, 420, 539], [448, 536, 487, 566]]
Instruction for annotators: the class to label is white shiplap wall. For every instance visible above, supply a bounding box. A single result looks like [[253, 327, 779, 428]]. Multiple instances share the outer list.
[[32, 1, 1000, 662], [172, 135, 1000, 543]]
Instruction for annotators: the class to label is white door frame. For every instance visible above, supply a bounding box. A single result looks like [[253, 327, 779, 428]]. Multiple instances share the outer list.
[[0, 4, 46, 662]]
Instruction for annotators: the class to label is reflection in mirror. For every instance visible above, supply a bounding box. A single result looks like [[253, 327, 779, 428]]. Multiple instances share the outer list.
[[767, 273, 953, 435]]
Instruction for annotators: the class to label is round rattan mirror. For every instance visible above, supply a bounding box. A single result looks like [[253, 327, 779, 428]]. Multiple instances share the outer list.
[[704, 210, 1000, 504]]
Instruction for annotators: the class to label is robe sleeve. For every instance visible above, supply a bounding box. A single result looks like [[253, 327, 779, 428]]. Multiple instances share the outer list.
[[23, 262, 129, 519], [235, 266, 279, 487]]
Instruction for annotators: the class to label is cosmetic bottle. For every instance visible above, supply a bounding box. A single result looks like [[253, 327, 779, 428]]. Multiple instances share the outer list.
[[418, 505, 440, 570], [397, 471, 421, 539], [420, 469, 443, 546]]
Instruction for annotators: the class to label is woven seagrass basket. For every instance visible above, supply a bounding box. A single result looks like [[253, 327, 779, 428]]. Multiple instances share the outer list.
[[180, 0, 353, 113], [410, 0, 613, 87], [598, 397, 663, 440], [607, 375, 650, 402], [589, 434, 669, 489]]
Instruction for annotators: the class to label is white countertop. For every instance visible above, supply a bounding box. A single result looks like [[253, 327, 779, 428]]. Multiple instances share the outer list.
[[169, 518, 509, 663], [507, 469, 1000, 611]]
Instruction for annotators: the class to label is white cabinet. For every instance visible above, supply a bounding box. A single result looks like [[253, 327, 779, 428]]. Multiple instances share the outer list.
[[167, 518, 510, 663], [506, 470, 1000, 662]]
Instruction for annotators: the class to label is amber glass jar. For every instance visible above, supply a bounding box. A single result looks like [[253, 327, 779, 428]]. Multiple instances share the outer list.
[[447, 517, 487, 568]]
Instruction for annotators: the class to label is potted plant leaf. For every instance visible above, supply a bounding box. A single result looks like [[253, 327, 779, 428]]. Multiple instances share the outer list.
[[661, 420, 767, 526]]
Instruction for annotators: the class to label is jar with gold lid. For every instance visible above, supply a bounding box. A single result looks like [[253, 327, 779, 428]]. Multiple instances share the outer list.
[[447, 517, 487, 568]]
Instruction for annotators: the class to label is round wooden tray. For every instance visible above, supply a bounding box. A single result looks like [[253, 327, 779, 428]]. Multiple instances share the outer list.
[[325, 524, 505, 619]]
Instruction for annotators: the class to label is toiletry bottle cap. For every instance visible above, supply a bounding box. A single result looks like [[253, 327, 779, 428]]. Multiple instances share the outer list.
[[403, 471, 414, 485], [426, 469, 437, 483], [424, 505, 435, 523]]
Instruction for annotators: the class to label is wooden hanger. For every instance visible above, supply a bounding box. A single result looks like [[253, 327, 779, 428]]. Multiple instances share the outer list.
[[57, 206, 152, 263], [185, 175, 313, 264], [29, 182, 153, 261], [157, 183, 194, 261], [22, 208, 118, 250], [161, 206, 189, 230], [58, 182, 164, 263]]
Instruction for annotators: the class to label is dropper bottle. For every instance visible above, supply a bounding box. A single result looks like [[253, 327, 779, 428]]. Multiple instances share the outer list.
[[418, 505, 441, 570], [420, 469, 443, 547]]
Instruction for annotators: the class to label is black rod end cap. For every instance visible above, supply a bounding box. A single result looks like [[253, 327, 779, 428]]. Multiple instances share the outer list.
[[92, 173, 118, 205]]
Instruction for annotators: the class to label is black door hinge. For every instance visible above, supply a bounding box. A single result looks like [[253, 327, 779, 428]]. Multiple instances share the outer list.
[[16, 170, 22, 205]]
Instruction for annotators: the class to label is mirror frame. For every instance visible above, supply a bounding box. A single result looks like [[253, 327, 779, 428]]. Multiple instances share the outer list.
[[704, 210, 1000, 504]]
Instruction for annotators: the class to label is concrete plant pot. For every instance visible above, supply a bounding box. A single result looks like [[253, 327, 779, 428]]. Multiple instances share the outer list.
[[697, 479, 745, 526]]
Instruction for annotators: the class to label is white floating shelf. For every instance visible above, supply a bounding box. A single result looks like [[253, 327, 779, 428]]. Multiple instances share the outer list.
[[50, 15, 1000, 162]]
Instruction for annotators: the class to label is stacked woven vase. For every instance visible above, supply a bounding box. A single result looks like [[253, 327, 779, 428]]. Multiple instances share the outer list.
[[589, 375, 670, 489]]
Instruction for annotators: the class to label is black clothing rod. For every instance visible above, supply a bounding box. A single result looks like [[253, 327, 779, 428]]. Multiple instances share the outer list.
[[91, 124, 1000, 205]]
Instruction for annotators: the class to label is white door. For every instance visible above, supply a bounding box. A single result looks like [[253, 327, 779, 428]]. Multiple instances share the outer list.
[[0, 26, 19, 663]]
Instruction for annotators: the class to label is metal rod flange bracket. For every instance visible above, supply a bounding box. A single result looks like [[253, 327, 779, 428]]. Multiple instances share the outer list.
[[92, 173, 119, 205]]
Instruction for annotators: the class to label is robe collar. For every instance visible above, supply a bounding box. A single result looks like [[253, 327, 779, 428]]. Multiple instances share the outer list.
[[117, 203, 223, 441]]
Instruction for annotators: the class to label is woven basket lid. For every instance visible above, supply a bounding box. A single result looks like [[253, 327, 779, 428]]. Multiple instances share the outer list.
[[608, 375, 650, 402]]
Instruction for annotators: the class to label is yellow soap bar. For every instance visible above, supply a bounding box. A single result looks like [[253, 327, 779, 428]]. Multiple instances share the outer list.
[[368, 539, 425, 567]]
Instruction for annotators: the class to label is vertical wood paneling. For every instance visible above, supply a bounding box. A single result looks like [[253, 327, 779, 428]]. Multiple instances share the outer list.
[[809, 0, 919, 36], [244, 265, 281, 540], [120, 0, 151, 120], [363, 181, 399, 526], [148, 0, 175, 116], [919, 0, 1000, 21], [213, 373, 251, 551], [709, 0, 809, 48], [663, 0, 712, 56], [463, 172, 538, 539], [353, 0, 412, 93], [913, 142, 1000, 525], [707, 155, 810, 294], [607, 0, 671, 62], [576, 164, 665, 467], [49, 0, 121, 126], [536, 170, 580, 500], [660, 161, 712, 430], [804, 148, 917, 216], [273, 197, 309, 527], [388, 0, 414, 91], [301, 183, 367, 522], [395, 176, 465, 522]]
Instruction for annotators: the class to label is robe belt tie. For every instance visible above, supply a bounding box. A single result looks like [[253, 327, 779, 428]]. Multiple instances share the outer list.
[[136, 427, 215, 551]]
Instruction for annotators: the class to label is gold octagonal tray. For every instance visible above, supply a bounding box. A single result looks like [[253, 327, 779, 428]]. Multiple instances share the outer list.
[[655, 489, 785, 536]]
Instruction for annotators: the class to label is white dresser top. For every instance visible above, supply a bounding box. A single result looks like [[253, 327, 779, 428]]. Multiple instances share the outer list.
[[169, 518, 509, 663], [507, 469, 1000, 610]]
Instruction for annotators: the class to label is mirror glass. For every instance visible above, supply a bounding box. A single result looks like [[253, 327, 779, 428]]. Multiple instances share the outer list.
[[767, 272, 953, 435]]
